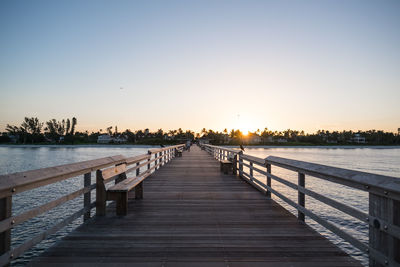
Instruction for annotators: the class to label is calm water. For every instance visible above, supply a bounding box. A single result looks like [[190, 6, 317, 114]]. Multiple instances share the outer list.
[[0, 145, 399, 266], [0, 145, 154, 266], [241, 146, 400, 266]]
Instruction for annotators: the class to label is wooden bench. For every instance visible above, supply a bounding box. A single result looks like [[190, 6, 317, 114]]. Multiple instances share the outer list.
[[175, 148, 183, 157], [220, 159, 233, 174], [96, 163, 151, 216]]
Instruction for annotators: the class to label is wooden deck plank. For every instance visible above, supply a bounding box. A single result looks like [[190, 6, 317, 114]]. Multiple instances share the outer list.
[[29, 146, 361, 266]]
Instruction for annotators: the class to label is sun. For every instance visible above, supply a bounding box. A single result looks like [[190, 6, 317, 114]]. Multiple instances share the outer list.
[[238, 120, 256, 135]]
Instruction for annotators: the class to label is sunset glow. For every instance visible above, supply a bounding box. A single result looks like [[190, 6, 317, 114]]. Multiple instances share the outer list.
[[0, 1, 399, 133]]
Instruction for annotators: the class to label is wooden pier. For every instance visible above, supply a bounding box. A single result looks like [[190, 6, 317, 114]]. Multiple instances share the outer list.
[[29, 146, 360, 266], [1, 144, 399, 266]]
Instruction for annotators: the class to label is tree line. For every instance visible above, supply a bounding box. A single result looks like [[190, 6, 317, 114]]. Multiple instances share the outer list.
[[200, 128, 400, 145], [1, 117, 399, 145], [0, 117, 195, 145], [3, 117, 77, 144]]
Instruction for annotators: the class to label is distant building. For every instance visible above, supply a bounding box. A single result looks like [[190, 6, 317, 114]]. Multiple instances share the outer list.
[[222, 134, 231, 144], [198, 138, 210, 145], [97, 134, 113, 144], [350, 134, 366, 144], [8, 134, 19, 144], [247, 134, 261, 144], [277, 138, 288, 143], [164, 134, 174, 141], [326, 140, 338, 144], [114, 135, 127, 143], [262, 136, 273, 143]]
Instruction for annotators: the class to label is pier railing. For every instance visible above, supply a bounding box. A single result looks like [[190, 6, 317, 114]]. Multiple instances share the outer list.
[[202, 144, 400, 267], [0, 144, 184, 266]]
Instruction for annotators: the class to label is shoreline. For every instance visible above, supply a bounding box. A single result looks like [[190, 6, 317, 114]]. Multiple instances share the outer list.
[[225, 145, 400, 149], [0, 144, 399, 149], [0, 144, 160, 148]]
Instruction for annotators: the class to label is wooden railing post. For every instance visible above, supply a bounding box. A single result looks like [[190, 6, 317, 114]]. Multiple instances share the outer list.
[[83, 172, 91, 221], [369, 193, 399, 267], [147, 151, 151, 170], [96, 170, 106, 216], [0, 196, 11, 265], [266, 163, 271, 198], [250, 162, 253, 181], [298, 172, 305, 222], [136, 162, 140, 176], [239, 152, 243, 178], [233, 154, 238, 175]]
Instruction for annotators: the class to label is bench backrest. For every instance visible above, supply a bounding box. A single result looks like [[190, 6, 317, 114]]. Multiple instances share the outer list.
[[97, 163, 127, 185]]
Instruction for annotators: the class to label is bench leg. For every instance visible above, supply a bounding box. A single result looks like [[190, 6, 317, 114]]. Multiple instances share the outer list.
[[135, 182, 143, 199], [116, 192, 128, 216], [223, 164, 228, 174]]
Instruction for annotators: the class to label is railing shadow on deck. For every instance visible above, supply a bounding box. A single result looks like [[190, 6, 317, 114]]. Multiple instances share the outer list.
[[0, 144, 185, 266], [202, 144, 400, 267]]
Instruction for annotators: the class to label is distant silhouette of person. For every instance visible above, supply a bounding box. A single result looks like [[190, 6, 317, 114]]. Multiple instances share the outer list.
[[186, 140, 191, 152]]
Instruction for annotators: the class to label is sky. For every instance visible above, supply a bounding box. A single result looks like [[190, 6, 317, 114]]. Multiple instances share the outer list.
[[1, 0, 399, 134]]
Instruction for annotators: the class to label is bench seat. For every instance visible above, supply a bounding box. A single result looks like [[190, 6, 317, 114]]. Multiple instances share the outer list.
[[220, 160, 233, 174], [106, 171, 151, 216], [108, 171, 150, 193]]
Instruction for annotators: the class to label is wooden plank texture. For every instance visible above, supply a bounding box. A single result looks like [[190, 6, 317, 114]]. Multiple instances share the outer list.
[[30, 146, 361, 267]]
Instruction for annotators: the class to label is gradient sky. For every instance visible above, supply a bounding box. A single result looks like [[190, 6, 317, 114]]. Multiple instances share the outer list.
[[1, 0, 399, 134]]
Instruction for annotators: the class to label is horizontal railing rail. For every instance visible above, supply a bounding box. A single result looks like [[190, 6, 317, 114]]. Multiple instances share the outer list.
[[0, 144, 185, 266], [202, 144, 400, 267]]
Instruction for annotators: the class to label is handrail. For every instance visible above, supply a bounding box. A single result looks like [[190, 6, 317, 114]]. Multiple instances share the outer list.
[[0, 144, 185, 266], [202, 144, 240, 154], [148, 144, 185, 154], [0, 155, 126, 198], [201, 144, 400, 267], [266, 156, 400, 201]]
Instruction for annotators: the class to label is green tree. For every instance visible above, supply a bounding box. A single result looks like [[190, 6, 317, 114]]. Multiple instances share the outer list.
[[70, 117, 77, 135]]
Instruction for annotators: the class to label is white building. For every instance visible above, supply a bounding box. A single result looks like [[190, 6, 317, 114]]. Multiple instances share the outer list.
[[97, 135, 113, 144], [277, 138, 288, 143], [114, 135, 127, 143], [247, 135, 262, 144], [351, 134, 366, 144], [198, 138, 210, 145]]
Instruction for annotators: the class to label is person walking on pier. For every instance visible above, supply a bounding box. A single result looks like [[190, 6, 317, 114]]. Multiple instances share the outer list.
[[186, 140, 191, 152]]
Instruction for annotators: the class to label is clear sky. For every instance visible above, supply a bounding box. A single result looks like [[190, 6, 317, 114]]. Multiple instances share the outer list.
[[1, 0, 399, 134]]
